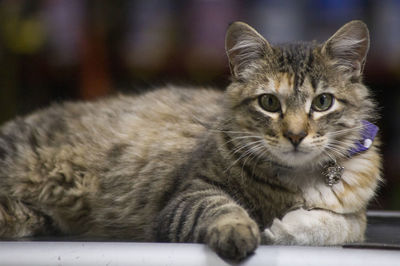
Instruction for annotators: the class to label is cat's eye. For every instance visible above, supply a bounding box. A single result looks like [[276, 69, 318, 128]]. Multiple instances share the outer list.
[[312, 93, 334, 112], [259, 94, 281, 112]]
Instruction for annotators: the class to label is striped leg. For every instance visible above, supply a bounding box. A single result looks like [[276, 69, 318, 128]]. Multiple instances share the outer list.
[[154, 185, 260, 261]]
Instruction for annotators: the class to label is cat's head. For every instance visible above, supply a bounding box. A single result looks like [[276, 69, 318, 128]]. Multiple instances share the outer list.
[[223, 20, 376, 168]]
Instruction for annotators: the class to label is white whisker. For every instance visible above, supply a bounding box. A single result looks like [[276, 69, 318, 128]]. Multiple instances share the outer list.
[[326, 125, 364, 136], [250, 148, 268, 180], [216, 135, 263, 151], [232, 140, 265, 156], [224, 140, 265, 173], [240, 143, 266, 182], [209, 129, 255, 135]]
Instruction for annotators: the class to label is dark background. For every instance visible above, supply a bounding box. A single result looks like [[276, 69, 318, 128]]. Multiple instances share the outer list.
[[0, 0, 399, 210]]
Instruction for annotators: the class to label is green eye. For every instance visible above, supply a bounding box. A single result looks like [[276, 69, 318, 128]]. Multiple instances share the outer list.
[[312, 93, 334, 112], [259, 94, 281, 112]]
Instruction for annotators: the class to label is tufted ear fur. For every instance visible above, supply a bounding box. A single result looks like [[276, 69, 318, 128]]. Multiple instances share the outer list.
[[322, 20, 370, 78], [225, 22, 272, 79]]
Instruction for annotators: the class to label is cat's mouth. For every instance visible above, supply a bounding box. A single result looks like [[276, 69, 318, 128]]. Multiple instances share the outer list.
[[276, 147, 321, 167], [282, 147, 310, 155]]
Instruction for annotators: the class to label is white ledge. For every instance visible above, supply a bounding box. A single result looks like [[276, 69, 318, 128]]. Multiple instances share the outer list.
[[0, 242, 400, 266]]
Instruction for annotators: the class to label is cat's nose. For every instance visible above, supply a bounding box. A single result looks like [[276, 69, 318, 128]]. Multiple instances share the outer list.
[[283, 130, 307, 147]]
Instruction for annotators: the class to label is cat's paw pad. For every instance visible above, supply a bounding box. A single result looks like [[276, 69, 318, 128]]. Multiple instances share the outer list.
[[207, 216, 260, 261]]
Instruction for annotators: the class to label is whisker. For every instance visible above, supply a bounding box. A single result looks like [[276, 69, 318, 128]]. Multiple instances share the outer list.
[[326, 125, 364, 136], [325, 145, 347, 158], [322, 149, 336, 162], [225, 148, 253, 173], [328, 139, 354, 147], [250, 148, 269, 180], [232, 140, 265, 156], [326, 140, 354, 153], [240, 143, 266, 182], [224, 140, 265, 173], [209, 129, 255, 135], [217, 135, 263, 151]]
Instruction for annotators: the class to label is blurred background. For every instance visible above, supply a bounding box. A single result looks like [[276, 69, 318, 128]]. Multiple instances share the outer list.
[[0, 0, 399, 210]]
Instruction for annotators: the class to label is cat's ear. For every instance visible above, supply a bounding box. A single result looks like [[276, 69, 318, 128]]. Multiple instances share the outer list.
[[225, 22, 272, 79], [322, 20, 370, 77]]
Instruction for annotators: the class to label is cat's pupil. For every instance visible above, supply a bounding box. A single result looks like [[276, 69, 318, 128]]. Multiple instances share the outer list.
[[268, 97, 273, 105], [319, 95, 326, 105]]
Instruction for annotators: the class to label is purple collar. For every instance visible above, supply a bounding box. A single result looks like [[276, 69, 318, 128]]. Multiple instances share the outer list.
[[348, 120, 379, 157], [324, 120, 378, 186]]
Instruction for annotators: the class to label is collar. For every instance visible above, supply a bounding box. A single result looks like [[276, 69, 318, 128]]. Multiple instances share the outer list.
[[348, 120, 379, 157], [324, 120, 378, 186]]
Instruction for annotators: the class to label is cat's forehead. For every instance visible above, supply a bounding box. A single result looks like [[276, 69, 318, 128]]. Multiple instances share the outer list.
[[259, 43, 325, 98], [273, 42, 317, 73], [267, 72, 312, 96]]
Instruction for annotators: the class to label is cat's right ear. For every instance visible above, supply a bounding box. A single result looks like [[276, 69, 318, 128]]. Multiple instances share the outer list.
[[321, 20, 370, 78], [225, 22, 272, 79]]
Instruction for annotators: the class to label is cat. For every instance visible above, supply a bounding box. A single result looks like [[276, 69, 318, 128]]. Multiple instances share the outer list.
[[0, 20, 381, 261]]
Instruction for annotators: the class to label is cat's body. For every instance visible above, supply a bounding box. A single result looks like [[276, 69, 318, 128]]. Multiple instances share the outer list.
[[0, 88, 223, 237], [0, 21, 381, 260]]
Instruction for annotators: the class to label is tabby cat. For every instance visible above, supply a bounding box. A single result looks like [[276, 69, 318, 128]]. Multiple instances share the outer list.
[[0, 20, 381, 261]]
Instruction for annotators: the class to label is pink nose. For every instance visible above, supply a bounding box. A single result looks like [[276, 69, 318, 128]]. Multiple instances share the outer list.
[[283, 131, 307, 147]]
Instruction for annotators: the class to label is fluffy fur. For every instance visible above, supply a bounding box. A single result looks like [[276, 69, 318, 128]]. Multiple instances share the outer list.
[[0, 21, 381, 260]]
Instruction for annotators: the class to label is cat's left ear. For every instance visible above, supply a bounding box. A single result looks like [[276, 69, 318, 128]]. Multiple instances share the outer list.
[[225, 22, 272, 79], [322, 20, 370, 77]]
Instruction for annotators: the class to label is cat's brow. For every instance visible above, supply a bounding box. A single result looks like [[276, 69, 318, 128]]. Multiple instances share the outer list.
[[233, 96, 259, 109], [335, 97, 356, 107]]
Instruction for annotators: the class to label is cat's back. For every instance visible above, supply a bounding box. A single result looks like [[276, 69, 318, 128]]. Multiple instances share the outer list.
[[68, 86, 222, 140], [1, 86, 223, 154], [86, 86, 223, 156], [2, 87, 222, 182]]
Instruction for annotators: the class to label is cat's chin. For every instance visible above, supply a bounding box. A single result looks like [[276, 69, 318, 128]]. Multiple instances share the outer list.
[[275, 150, 321, 168]]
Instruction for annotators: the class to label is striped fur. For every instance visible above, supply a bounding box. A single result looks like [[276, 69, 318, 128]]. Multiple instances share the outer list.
[[0, 21, 381, 261]]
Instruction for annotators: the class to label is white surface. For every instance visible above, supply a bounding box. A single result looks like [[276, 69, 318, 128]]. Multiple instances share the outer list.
[[0, 242, 399, 266]]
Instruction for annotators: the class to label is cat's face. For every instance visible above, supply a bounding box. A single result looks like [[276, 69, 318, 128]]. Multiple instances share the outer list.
[[224, 21, 376, 168]]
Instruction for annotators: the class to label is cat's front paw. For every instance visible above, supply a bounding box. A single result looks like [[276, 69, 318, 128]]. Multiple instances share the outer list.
[[206, 215, 260, 261], [262, 208, 366, 246], [262, 208, 322, 245], [262, 218, 297, 245]]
